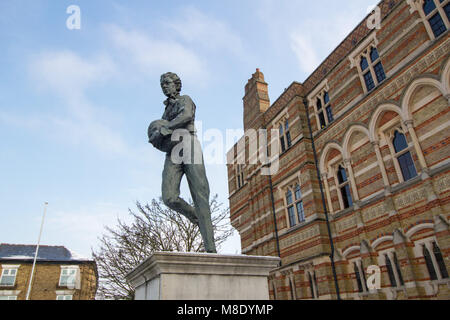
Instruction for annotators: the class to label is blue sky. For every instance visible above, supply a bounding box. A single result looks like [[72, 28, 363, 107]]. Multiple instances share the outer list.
[[0, 0, 377, 257]]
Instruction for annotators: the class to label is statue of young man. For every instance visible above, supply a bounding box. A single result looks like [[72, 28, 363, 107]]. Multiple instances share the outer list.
[[148, 72, 217, 253]]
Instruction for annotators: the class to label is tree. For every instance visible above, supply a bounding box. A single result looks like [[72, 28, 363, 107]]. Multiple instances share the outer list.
[[92, 195, 234, 300]]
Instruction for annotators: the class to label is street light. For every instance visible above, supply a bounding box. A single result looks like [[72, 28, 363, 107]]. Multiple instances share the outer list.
[[26, 202, 48, 300]]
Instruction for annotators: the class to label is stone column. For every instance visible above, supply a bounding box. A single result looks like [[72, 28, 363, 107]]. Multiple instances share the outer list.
[[321, 172, 334, 214], [371, 140, 390, 188], [344, 158, 359, 202], [404, 120, 428, 172]]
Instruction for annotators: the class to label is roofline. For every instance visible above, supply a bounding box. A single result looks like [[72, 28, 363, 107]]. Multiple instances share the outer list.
[[0, 259, 95, 264], [301, 0, 388, 89]]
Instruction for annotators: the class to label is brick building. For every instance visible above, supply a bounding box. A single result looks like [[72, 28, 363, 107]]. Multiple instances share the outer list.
[[0, 244, 98, 300], [227, 0, 450, 300]]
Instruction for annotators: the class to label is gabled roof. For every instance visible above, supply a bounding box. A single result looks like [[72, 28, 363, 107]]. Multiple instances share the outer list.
[[0, 244, 92, 263]]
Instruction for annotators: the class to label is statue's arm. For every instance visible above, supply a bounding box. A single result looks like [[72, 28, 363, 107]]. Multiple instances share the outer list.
[[167, 96, 195, 130]]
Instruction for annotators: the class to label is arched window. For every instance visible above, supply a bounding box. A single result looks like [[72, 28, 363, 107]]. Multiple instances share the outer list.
[[385, 254, 397, 287], [286, 184, 305, 227], [317, 98, 326, 129], [393, 252, 405, 286], [354, 262, 364, 293], [359, 46, 386, 92], [279, 124, 286, 153], [423, 244, 438, 280], [393, 131, 418, 182], [279, 119, 292, 153], [324, 92, 334, 124], [313, 272, 319, 298], [337, 165, 353, 209], [286, 190, 295, 227], [422, 0, 449, 38], [433, 242, 449, 279], [308, 272, 315, 299], [295, 185, 305, 223], [313, 91, 334, 130], [236, 164, 245, 189], [285, 120, 292, 148], [289, 278, 295, 300]]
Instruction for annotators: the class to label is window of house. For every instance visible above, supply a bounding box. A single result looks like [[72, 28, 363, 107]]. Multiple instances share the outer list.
[[56, 295, 73, 300], [59, 267, 78, 287], [279, 119, 292, 153], [385, 254, 397, 287], [314, 91, 334, 130], [384, 252, 405, 288], [308, 272, 315, 298], [392, 131, 418, 182], [359, 47, 386, 92], [286, 184, 305, 228], [236, 164, 245, 189], [354, 262, 364, 293], [289, 278, 296, 300], [422, 0, 449, 38], [313, 272, 319, 298], [337, 165, 353, 209], [433, 242, 449, 279], [423, 244, 438, 280], [286, 189, 295, 227], [393, 252, 405, 286], [422, 241, 449, 281], [307, 271, 319, 299], [0, 266, 19, 286], [353, 260, 368, 294], [0, 296, 17, 300]]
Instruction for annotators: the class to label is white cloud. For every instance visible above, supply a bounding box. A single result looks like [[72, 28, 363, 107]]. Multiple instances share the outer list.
[[257, 0, 376, 75], [27, 50, 129, 155], [44, 202, 131, 256], [290, 32, 321, 74], [29, 50, 116, 99], [165, 7, 245, 57], [106, 24, 209, 86]]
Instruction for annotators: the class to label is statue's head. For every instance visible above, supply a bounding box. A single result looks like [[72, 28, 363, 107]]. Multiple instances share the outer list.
[[160, 72, 182, 97]]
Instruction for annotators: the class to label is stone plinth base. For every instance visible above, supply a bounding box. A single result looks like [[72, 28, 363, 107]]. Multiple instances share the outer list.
[[126, 252, 280, 300]]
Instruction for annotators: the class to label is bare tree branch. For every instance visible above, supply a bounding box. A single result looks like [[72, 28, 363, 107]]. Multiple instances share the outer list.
[[92, 195, 234, 300]]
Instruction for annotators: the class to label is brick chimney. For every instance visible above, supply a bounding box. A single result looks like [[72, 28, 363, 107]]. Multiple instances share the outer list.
[[243, 68, 270, 131]]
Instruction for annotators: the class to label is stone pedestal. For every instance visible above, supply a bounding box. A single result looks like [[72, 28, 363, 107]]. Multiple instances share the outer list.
[[126, 252, 280, 300]]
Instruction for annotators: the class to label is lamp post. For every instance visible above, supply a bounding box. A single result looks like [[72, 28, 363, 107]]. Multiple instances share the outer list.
[[26, 202, 48, 300]]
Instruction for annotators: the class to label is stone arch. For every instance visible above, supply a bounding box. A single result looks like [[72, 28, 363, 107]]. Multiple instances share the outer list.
[[319, 142, 344, 173], [405, 222, 434, 239], [371, 235, 394, 250], [368, 103, 404, 142], [342, 124, 371, 159], [401, 76, 445, 121], [342, 245, 361, 259]]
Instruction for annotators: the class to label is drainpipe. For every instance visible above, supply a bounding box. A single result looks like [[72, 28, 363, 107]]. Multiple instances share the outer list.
[[303, 98, 341, 300]]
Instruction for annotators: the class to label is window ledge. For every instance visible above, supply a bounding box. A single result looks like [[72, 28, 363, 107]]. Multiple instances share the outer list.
[[332, 206, 355, 220], [390, 175, 421, 194], [0, 285, 16, 289]]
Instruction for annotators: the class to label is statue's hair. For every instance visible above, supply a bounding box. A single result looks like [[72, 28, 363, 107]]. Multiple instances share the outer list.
[[160, 72, 182, 93]]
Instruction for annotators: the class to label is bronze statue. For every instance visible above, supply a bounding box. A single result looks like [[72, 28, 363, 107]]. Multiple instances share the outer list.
[[148, 72, 217, 253]]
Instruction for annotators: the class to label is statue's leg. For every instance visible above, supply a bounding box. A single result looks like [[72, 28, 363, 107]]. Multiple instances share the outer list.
[[185, 160, 217, 253], [162, 155, 198, 225]]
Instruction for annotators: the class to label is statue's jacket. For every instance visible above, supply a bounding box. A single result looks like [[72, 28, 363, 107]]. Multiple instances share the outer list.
[[162, 95, 197, 135]]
